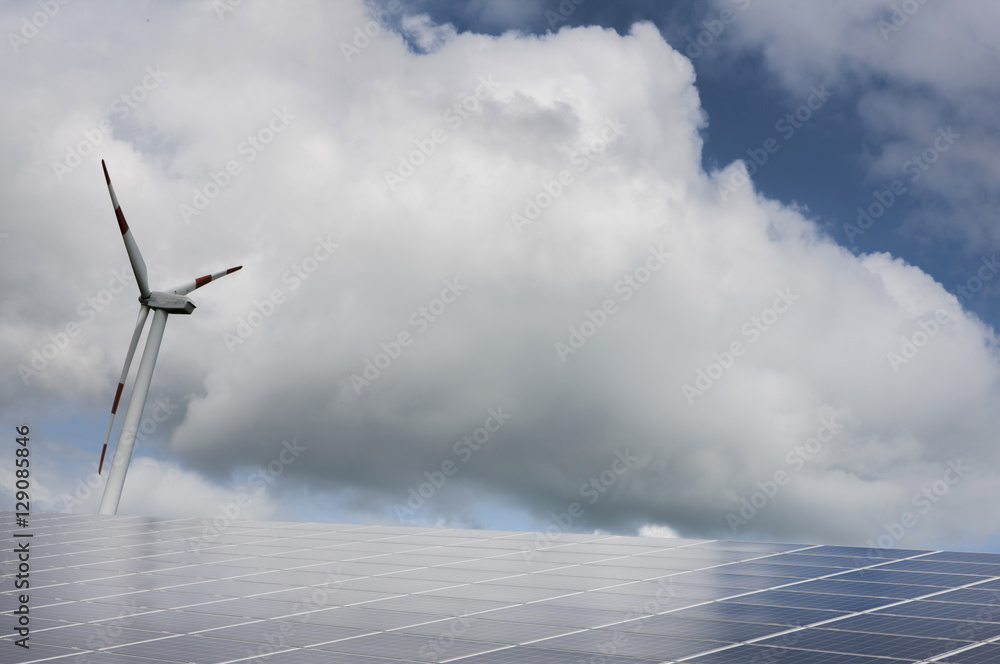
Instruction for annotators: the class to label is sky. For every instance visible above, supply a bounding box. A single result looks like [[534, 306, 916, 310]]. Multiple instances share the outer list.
[[3, 0, 1000, 553]]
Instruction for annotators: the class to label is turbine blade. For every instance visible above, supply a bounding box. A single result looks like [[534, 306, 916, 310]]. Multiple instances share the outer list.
[[101, 160, 151, 299], [99, 304, 149, 474], [170, 265, 243, 296]]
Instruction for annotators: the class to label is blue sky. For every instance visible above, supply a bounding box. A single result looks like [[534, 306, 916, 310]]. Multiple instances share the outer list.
[[3, 0, 1000, 552]]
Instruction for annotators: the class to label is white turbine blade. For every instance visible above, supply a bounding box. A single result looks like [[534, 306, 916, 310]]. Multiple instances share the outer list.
[[170, 265, 243, 295], [102, 160, 151, 299], [98, 304, 149, 475], [99, 309, 169, 515]]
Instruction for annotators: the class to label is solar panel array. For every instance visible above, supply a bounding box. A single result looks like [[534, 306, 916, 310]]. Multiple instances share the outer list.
[[3, 512, 1000, 663]]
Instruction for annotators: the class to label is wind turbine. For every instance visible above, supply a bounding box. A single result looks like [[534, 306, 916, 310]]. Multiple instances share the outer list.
[[97, 160, 242, 515]]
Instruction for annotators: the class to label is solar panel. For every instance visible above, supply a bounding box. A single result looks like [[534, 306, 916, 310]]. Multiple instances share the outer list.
[[5, 512, 1000, 663]]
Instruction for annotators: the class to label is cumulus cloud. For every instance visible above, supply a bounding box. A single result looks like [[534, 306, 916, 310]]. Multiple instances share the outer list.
[[710, 0, 1000, 249], [3, 0, 999, 550]]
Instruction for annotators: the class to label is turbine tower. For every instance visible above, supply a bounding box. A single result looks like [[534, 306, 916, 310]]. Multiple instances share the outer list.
[[97, 160, 242, 515]]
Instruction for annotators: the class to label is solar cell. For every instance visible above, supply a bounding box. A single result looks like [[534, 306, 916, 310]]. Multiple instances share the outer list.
[[938, 643, 1000, 663], [837, 557, 1000, 576], [842, 616, 1000, 646], [614, 614, 789, 641], [787, 578, 934, 599], [686, 645, 908, 664], [826, 568, 990, 587], [931, 587, 1000, 605], [723, 589, 896, 612], [755, 627, 965, 660], [530, 628, 729, 659]]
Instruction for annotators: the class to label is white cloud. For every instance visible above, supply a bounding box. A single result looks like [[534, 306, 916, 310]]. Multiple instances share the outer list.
[[3, 1, 999, 550], [712, 0, 1000, 248]]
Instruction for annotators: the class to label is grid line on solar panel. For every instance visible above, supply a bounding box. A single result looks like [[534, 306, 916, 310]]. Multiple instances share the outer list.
[[785, 578, 935, 599], [536, 592, 702, 613], [443, 645, 664, 663], [925, 551, 1000, 564], [307, 631, 501, 661], [711, 561, 844, 578], [797, 544, 928, 558], [671, 601, 849, 625], [937, 643, 1000, 663], [92, 608, 249, 633], [421, 583, 572, 602], [109, 633, 290, 662], [528, 629, 730, 660], [763, 552, 893, 567], [930, 588, 1000, 605], [754, 626, 970, 659], [607, 614, 792, 642], [722, 589, 898, 612], [824, 568, 992, 587], [395, 615, 578, 645], [465, 604, 642, 629], [0, 640, 82, 662], [201, 620, 372, 647], [684, 644, 911, 664], [810, 612, 1000, 640], [666, 570, 800, 589], [880, 558, 1000, 576], [284, 606, 443, 629], [360, 594, 512, 615]]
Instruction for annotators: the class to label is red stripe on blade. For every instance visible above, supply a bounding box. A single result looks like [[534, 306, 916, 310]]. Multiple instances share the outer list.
[[116, 208, 129, 234], [195, 275, 212, 288], [227, 266, 243, 274], [102, 160, 110, 185], [98, 445, 107, 474], [111, 383, 125, 414]]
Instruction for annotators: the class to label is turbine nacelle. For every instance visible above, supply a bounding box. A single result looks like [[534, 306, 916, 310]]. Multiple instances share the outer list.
[[146, 291, 196, 315]]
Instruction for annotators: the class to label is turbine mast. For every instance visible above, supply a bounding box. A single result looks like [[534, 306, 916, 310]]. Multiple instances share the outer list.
[[99, 309, 169, 515]]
